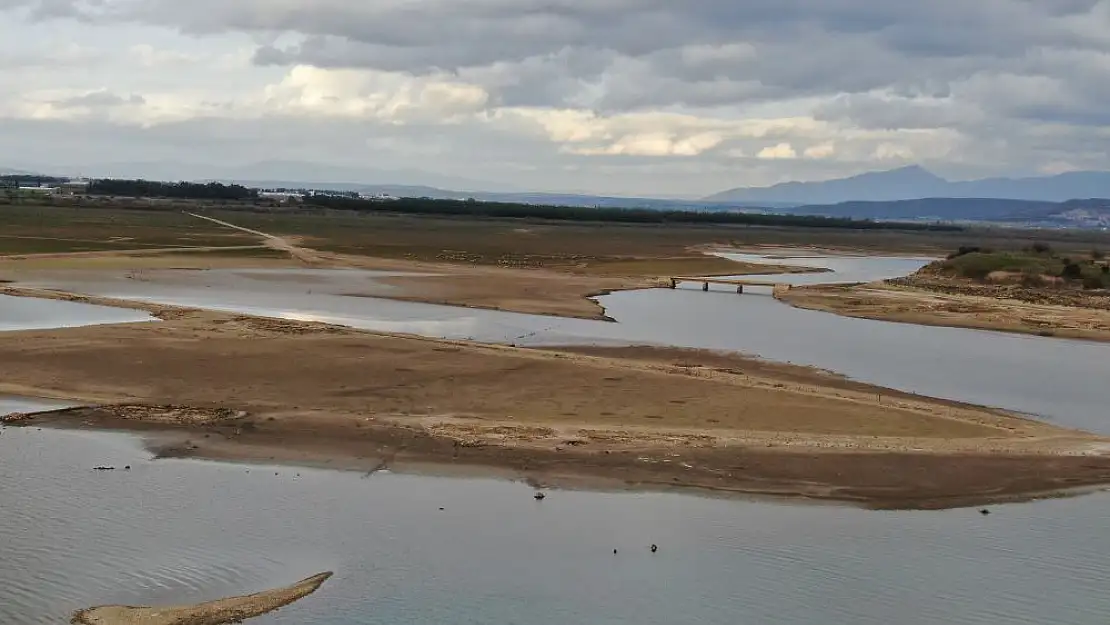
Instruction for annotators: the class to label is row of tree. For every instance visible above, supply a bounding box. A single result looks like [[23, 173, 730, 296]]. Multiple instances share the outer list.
[[303, 194, 963, 231], [86, 179, 258, 200], [0, 175, 68, 187], [34, 177, 962, 231]]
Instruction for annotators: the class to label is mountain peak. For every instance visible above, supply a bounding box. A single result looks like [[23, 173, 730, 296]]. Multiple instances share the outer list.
[[705, 164, 951, 205]]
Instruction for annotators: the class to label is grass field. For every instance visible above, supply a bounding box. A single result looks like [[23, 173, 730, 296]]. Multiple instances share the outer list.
[[0, 205, 255, 254], [6, 202, 1110, 265]]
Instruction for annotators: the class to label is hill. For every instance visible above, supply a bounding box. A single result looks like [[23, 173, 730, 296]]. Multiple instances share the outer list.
[[775, 197, 1110, 228], [707, 167, 1110, 204]]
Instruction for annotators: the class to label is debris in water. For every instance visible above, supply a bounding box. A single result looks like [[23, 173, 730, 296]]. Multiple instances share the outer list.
[[93, 466, 115, 471], [651, 544, 658, 553], [980, 509, 991, 516], [534, 492, 546, 500]]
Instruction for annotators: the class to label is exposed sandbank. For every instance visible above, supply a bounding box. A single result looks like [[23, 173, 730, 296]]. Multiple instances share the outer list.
[[779, 282, 1110, 343], [2, 293, 1109, 509], [71, 572, 332, 625]]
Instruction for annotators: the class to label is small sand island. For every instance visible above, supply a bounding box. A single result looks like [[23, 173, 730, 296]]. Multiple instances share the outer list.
[[71, 572, 332, 625], [780, 244, 1110, 341]]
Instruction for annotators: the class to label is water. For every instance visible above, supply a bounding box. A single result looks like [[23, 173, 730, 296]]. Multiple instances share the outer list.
[[23, 256, 1110, 432], [8, 255, 1110, 623], [4, 426, 1110, 625], [0, 294, 154, 331]]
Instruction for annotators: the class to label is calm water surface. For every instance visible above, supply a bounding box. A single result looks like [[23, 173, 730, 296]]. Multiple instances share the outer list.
[[0, 294, 153, 331], [8, 255, 1110, 623], [4, 425, 1110, 625]]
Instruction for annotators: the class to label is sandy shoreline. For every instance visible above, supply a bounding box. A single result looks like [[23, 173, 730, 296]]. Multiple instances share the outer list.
[[10, 404, 1110, 511], [70, 572, 332, 625], [779, 282, 1110, 343]]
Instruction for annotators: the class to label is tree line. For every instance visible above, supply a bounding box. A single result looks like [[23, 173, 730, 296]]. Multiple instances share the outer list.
[[37, 177, 962, 231], [86, 179, 258, 200], [303, 194, 963, 231], [0, 175, 68, 187]]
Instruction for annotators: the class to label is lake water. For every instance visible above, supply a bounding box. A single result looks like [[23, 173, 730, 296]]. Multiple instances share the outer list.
[[4, 424, 1110, 625], [0, 293, 154, 331], [7, 254, 1110, 623], [21, 256, 1110, 432]]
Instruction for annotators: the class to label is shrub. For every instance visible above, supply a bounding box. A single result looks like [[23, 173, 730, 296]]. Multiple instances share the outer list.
[[1020, 271, 1046, 287], [1061, 262, 1084, 280], [1093, 249, 1106, 260], [1083, 274, 1106, 290], [1030, 242, 1053, 254]]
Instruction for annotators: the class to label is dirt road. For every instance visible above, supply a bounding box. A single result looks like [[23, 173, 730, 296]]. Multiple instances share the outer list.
[[185, 212, 326, 265]]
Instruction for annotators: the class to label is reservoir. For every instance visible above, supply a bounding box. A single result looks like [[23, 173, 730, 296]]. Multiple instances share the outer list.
[[5, 253, 1110, 624], [4, 425, 1110, 625]]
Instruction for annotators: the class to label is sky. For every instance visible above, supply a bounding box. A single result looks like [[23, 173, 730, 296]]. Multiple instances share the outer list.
[[1, 0, 1109, 197]]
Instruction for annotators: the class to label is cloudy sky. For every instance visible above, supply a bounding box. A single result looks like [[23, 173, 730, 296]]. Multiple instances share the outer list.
[[2, 0, 1109, 196]]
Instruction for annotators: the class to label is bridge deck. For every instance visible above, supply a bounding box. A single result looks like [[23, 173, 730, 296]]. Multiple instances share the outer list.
[[670, 276, 783, 287]]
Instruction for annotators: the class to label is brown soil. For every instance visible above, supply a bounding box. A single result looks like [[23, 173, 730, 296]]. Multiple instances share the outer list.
[[71, 572, 332, 625], [780, 281, 1110, 342], [3, 299, 1109, 510]]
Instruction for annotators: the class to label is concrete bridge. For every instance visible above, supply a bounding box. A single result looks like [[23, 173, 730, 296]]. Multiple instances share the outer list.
[[668, 276, 793, 295]]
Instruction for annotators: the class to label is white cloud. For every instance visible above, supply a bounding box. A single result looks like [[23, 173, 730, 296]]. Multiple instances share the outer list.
[[757, 143, 797, 160], [804, 142, 836, 159]]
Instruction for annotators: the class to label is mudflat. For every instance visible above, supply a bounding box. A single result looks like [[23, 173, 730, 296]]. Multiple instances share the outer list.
[[780, 282, 1110, 342], [71, 572, 332, 625], [3, 298, 1110, 509]]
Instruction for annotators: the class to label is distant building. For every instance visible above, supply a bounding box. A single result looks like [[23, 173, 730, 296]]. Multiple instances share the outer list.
[[17, 186, 57, 195], [57, 179, 90, 195], [259, 191, 304, 203]]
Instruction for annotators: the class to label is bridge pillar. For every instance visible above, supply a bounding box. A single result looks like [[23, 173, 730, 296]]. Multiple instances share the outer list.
[[736, 285, 744, 294], [669, 278, 677, 289], [702, 282, 709, 292]]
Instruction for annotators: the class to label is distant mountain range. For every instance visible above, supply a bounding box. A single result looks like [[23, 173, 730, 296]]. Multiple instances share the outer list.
[[706, 166, 1110, 204], [763, 197, 1110, 229]]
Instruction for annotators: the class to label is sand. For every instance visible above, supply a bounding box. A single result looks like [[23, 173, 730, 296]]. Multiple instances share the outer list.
[[780, 282, 1110, 342], [3, 293, 1110, 509], [0, 213, 822, 321], [71, 572, 332, 625]]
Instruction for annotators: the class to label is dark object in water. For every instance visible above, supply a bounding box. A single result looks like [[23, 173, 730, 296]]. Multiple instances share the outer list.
[[980, 509, 991, 516], [651, 544, 658, 553], [124, 466, 131, 471], [534, 492, 546, 500], [93, 466, 115, 471], [613, 549, 618, 554]]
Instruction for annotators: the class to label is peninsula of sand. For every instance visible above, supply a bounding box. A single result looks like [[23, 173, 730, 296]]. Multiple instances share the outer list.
[[70, 572, 332, 625]]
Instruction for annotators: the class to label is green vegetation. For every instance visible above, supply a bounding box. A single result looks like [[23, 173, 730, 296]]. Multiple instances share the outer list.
[[87, 179, 258, 201], [0, 205, 254, 254], [934, 245, 1110, 289], [303, 194, 963, 231]]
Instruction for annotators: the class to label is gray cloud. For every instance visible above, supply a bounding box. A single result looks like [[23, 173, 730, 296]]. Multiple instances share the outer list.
[[53, 89, 145, 108], [2, 0, 1109, 194]]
